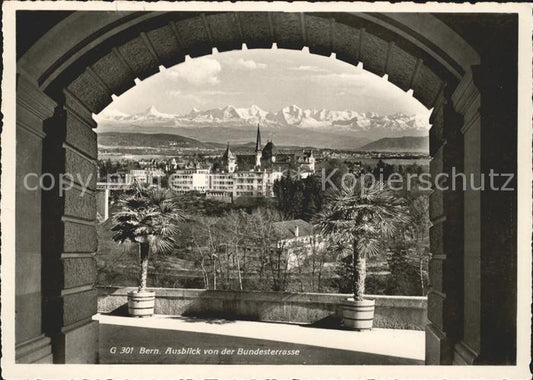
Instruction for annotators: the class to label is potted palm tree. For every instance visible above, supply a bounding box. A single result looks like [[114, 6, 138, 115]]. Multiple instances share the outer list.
[[317, 181, 408, 330], [112, 184, 185, 317]]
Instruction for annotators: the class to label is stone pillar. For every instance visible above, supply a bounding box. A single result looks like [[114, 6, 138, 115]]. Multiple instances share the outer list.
[[41, 90, 99, 363], [450, 70, 481, 365], [15, 75, 56, 363], [426, 86, 465, 365], [96, 188, 110, 222], [452, 49, 517, 365]]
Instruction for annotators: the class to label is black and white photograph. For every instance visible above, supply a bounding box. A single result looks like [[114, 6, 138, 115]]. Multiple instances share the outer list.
[[2, 2, 531, 379]]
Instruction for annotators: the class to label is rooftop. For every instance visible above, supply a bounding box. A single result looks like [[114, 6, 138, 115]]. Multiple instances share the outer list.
[[273, 219, 315, 239]]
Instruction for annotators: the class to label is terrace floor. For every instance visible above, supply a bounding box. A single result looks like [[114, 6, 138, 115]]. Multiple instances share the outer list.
[[95, 314, 425, 365]]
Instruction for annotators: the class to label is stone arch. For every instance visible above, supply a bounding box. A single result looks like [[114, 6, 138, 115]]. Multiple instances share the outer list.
[[65, 14, 443, 114], [30, 12, 478, 115], [53, 12, 474, 113], [16, 10, 517, 367]]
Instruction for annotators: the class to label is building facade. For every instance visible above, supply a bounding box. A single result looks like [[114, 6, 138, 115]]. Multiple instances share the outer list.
[[169, 169, 210, 193], [232, 170, 283, 198], [273, 219, 325, 270], [168, 125, 313, 200], [125, 168, 165, 185]]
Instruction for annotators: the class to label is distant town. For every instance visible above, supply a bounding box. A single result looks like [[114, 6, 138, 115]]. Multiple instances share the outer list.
[[95, 122, 430, 300], [97, 125, 430, 197]]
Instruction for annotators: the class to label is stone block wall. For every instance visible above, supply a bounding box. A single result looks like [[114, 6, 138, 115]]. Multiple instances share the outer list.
[[39, 91, 100, 364]]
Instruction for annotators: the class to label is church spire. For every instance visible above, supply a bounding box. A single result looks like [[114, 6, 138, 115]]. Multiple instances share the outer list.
[[223, 142, 231, 157], [255, 124, 262, 152], [223, 142, 235, 159], [223, 142, 236, 173], [255, 124, 262, 169]]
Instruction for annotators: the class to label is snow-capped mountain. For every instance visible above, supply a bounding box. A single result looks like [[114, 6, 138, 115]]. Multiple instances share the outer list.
[[127, 105, 176, 121], [94, 105, 430, 149], [182, 105, 264, 121], [97, 108, 131, 121], [96, 104, 429, 134]]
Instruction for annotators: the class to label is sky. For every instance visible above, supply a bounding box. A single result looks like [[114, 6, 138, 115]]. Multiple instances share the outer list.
[[99, 47, 431, 118]]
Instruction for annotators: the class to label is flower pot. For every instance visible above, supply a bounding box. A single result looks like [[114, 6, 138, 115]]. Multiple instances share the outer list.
[[341, 298, 375, 330], [128, 290, 155, 317]]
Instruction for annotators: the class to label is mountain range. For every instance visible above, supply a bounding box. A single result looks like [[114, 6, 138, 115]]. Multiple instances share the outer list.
[[98, 132, 221, 150], [359, 136, 429, 153], [95, 105, 430, 150], [98, 132, 429, 156]]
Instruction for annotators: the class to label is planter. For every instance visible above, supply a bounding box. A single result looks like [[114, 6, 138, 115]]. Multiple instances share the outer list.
[[128, 290, 155, 317], [341, 298, 375, 330]]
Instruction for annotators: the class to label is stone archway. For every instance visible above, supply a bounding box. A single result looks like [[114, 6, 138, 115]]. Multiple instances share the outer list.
[[15, 11, 517, 365]]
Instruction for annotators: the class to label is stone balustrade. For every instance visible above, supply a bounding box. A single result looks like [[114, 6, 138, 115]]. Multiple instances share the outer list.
[[97, 287, 428, 330]]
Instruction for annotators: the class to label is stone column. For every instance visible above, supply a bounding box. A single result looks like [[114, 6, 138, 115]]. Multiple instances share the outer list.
[[41, 90, 99, 363], [450, 70, 482, 365], [15, 75, 56, 363], [453, 49, 517, 365], [426, 87, 465, 365]]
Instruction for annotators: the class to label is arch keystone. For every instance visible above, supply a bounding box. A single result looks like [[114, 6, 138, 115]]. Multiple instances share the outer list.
[[205, 13, 243, 52], [272, 12, 305, 50], [305, 15, 333, 57], [238, 12, 274, 49]]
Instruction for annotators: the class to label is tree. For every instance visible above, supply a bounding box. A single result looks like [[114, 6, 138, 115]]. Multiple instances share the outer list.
[[111, 184, 185, 292], [316, 182, 409, 300], [373, 159, 395, 181], [223, 210, 249, 291], [302, 176, 323, 220], [190, 216, 224, 290], [390, 195, 430, 295], [246, 208, 286, 290], [294, 227, 327, 292], [291, 182, 305, 219], [318, 158, 349, 191], [273, 175, 323, 221], [386, 244, 423, 296], [392, 165, 431, 295]]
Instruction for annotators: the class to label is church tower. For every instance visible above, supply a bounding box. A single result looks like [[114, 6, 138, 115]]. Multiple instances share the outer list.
[[255, 124, 262, 168], [222, 142, 236, 173]]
